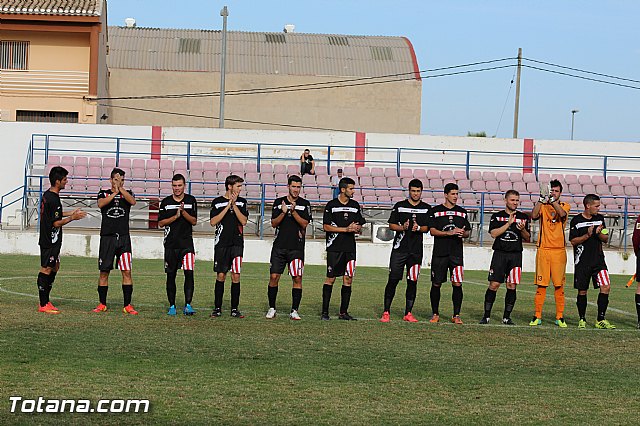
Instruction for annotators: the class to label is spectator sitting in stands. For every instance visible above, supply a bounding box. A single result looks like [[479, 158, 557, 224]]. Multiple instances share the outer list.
[[332, 168, 343, 199], [300, 149, 315, 176]]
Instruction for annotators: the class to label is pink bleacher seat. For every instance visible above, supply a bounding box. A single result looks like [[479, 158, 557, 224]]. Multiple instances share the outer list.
[[245, 172, 260, 183], [274, 173, 288, 184], [147, 159, 159, 170], [273, 164, 287, 175], [146, 168, 160, 180], [538, 173, 551, 183], [202, 161, 217, 172], [318, 186, 333, 196], [523, 173, 537, 183], [118, 158, 132, 169], [174, 170, 188, 181], [582, 184, 596, 194], [429, 179, 443, 189], [103, 158, 116, 169], [472, 181, 486, 191], [513, 182, 527, 192], [620, 176, 634, 186], [61, 156, 74, 166], [564, 174, 578, 185], [73, 165, 88, 178], [499, 181, 512, 192], [363, 196, 378, 206], [625, 186, 639, 197], [568, 184, 582, 195], [551, 173, 564, 183], [496, 172, 509, 182], [486, 181, 499, 192], [391, 196, 405, 203], [457, 180, 471, 190], [400, 177, 413, 187], [518, 193, 531, 203], [276, 187, 289, 197], [87, 183, 101, 193], [611, 185, 624, 196], [190, 182, 205, 196], [356, 166, 370, 176], [47, 155, 61, 166], [245, 163, 258, 173], [577, 175, 591, 185], [245, 186, 262, 198], [453, 170, 467, 181], [399, 168, 412, 178], [509, 172, 523, 182], [375, 188, 390, 197], [607, 176, 620, 185], [440, 170, 454, 181], [389, 189, 404, 198], [426, 169, 439, 180], [434, 197, 445, 205], [373, 177, 387, 187], [88, 157, 102, 168], [596, 184, 610, 195], [359, 176, 373, 187], [131, 185, 145, 196], [489, 192, 503, 201], [203, 170, 217, 182], [260, 173, 275, 184], [384, 168, 397, 177], [214, 161, 229, 173], [344, 166, 357, 176], [526, 182, 539, 193], [469, 171, 481, 181], [160, 169, 174, 181], [317, 175, 330, 185], [203, 183, 217, 194], [132, 159, 145, 169], [286, 164, 300, 175], [74, 157, 88, 168], [88, 167, 101, 178], [378, 195, 393, 205], [482, 171, 496, 181], [633, 177, 640, 187], [591, 175, 606, 185], [413, 169, 427, 179], [370, 167, 384, 177], [260, 163, 273, 174], [361, 188, 376, 197], [302, 174, 315, 185], [330, 166, 340, 175], [131, 168, 146, 180], [190, 160, 204, 172], [387, 177, 401, 188]]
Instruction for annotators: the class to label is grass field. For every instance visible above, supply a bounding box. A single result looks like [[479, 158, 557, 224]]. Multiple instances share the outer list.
[[1, 253, 640, 425]]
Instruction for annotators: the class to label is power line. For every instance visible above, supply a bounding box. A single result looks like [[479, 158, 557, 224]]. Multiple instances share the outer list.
[[522, 64, 640, 90], [493, 68, 516, 137], [522, 57, 640, 85]]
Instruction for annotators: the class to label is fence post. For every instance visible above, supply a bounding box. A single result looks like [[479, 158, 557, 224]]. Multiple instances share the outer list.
[[603, 156, 608, 182], [396, 148, 401, 176], [115, 138, 121, 166], [44, 135, 50, 164], [257, 144, 261, 173], [534, 153, 539, 179], [187, 141, 191, 170], [327, 146, 331, 172], [479, 192, 485, 246], [465, 151, 470, 179], [259, 183, 266, 240], [623, 197, 629, 252]]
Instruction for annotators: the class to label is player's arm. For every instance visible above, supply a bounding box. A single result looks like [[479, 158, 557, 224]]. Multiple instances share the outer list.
[[271, 201, 286, 228], [209, 203, 231, 227], [291, 207, 309, 229], [389, 223, 405, 232], [158, 206, 181, 228], [96, 191, 117, 208], [231, 202, 248, 226], [119, 187, 136, 206], [519, 222, 531, 242], [54, 209, 86, 227], [489, 221, 510, 239], [181, 208, 197, 226], [531, 201, 543, 220], [429, 228, 455, 237], [632, 217, 640, 255], [551, 200, 568, 219], [569, 226, 591, 246]]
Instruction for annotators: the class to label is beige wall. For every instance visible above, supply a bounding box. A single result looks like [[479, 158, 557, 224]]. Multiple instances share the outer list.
[[2, 30, 90, 71], [107, 70, 421, 134]]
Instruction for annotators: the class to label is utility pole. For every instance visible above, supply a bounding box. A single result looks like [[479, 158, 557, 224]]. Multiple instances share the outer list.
[[512, 48, 522, 138], [219, 6, 229, 128]]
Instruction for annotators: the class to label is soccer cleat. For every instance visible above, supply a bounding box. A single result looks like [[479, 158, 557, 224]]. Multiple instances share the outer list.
[[529, 316, 542, 326], [123, 304, 138, 315], [230, 309, 245, 318], [479, 317, 490, 324], [429, 314, 440, 323], [338, 312, 357, 321], [637, 321, 640, 330], [320, 313, 330, 321], [502, 318, 516, 325], [289, 310, 302, 321], [451, 315, 463, 325], [595, 319, 616, 329], [578, 319, 587, 329], [555, 318, 567, 328], [403, 312, 418, 323], [183, 304, 196, 316], [210, 308, 222, 318], [380, 311, 391, 323], [92, 303, 108, 313], [46, 302, 60, 312], [167, 305, 177, 316], [38, 304, 60, 314], [265, 308, 277, 319]]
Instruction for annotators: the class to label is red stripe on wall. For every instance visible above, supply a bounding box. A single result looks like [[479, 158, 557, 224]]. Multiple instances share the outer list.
[[523, 138, 534, 174], [355, 132, 366, 168], [151, 126, 162, 160]]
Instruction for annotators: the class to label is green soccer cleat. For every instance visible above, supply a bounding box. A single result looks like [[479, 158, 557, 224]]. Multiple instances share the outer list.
[[578, 319, 587, 329], [529, 316, 542, 326], [555, 318, 568, 328], [595, 319, 616, 329]]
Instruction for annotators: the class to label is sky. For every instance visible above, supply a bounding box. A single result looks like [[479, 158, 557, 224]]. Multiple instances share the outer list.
[[107, 1, 640, 142]]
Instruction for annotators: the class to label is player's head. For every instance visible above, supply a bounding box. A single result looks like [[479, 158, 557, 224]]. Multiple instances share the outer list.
[[408, 179, 423, 202], [444, 182, 459, 205], [583, 193, 601, 215], [49, 166, 69, 189], [172, 173, 186, 197], [504, 189, 520, 211], [225, 174, 244, 194], [337, 168, 343, 177], [550, 179, 563, 199], [110, 168, 125, 186], [339, 177, 356, 199], [288, 174, 302, 198], [303, 149, 310, 158]]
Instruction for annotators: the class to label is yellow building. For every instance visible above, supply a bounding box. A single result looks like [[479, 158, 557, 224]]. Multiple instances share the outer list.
[[0, 0, 108, 123]]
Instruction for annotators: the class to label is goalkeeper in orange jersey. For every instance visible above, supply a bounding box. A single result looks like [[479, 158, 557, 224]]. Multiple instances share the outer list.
[[632, 215, 640, 329], [529, 180, 571, 327]]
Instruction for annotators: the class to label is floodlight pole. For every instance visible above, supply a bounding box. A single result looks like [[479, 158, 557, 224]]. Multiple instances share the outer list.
[[512, 48, 522, 138], [219, 6, 229, 128], [571, 109, 579, 140]]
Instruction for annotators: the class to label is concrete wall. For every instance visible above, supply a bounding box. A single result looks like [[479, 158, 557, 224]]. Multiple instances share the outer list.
[[106, 69, 422, 135]]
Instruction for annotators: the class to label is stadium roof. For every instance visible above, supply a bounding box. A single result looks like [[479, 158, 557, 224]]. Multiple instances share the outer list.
[[107, 26, 421, 80], [0, 0, 103, 16]]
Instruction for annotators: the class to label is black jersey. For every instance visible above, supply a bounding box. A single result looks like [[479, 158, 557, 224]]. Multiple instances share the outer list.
[[429, 204, 471, 257], [301, 154, 314, 174], [569, 213, 607, 268], [98, 189, 134, 237], [388, 199, 431, 254], [489, 210, 530, 253], [39, 189, 63, 248], [159, 194, 198, 249], [210, 196, 249, 248], [272, 196, 312, 250], [323, 198, 366, 253]]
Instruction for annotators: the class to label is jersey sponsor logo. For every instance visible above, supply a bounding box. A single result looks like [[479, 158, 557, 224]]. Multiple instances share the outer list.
[[495, 216, 527, 225], [397, 207, 429, 214], [500, 230, 519, 242], [275, 204, 307, 211], [164, 204, 194, 210], [331, 206, 358, 213], [433, 211, 466, 218], [574, 220, 603, 229], [106, 206, 126, 219]]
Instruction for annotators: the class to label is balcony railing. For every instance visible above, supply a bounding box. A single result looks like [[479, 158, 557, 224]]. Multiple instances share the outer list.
[[0, 69, 89, 94]]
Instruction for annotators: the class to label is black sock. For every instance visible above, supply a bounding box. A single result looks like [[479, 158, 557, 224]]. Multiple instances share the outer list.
[[48, 271, 57, 286], [483, 288, 497, 318], [405, 280, 417, 315], [322, 284, 333, 314], [504, 289, 516, 319], [268, 285, 278, 309], [166, 271, 177, 306], [37, 272, 49, 307], [576, 294, 587, 320], [122, 285, 133, 307], [636, 294, 640, 322], [430, 284, 441, 315], [340, 285, 352, 314], [452, 285, 463, 316], [231, 282, 240, 310], [383, 278, 400, 312], [183, 270, 194, 305], [214, 280, 225, 309], [98, 286, 108, 305], [597, 293, 609, 321], [292, 288, 302, 311]]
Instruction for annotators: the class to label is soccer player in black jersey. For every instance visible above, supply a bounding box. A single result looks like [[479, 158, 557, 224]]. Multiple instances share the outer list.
[[480, 190, 530, 325], [93, 168, 138, 315], [428, 182, 471, 324], [36, 166, 86, 314], [380, 179, 430, 323], [266, 175, 312, 320], [569, 194, 615, 329], [209, 174, 249, 318], [159, 174, 198, 316], [321, 177, 366, 320]]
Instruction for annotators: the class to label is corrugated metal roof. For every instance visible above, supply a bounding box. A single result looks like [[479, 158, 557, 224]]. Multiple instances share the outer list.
[[107, 26, 420, 79], [0, 0, 102, 16]]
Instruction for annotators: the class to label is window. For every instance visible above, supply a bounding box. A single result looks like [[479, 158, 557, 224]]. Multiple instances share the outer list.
[[16, 111, 78, 123], [178, 38, 201, 54], [328, 36, 349, 46], [370, 46, 393, 61], [265, 33, 286, 44], [0, 41, 29, 70]]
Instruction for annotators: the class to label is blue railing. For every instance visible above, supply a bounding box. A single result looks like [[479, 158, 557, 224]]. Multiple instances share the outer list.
[[0, 185, 25, 226]]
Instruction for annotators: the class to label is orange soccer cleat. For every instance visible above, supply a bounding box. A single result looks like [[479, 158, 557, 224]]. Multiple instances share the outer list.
[[122, 304, 138, 315]]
